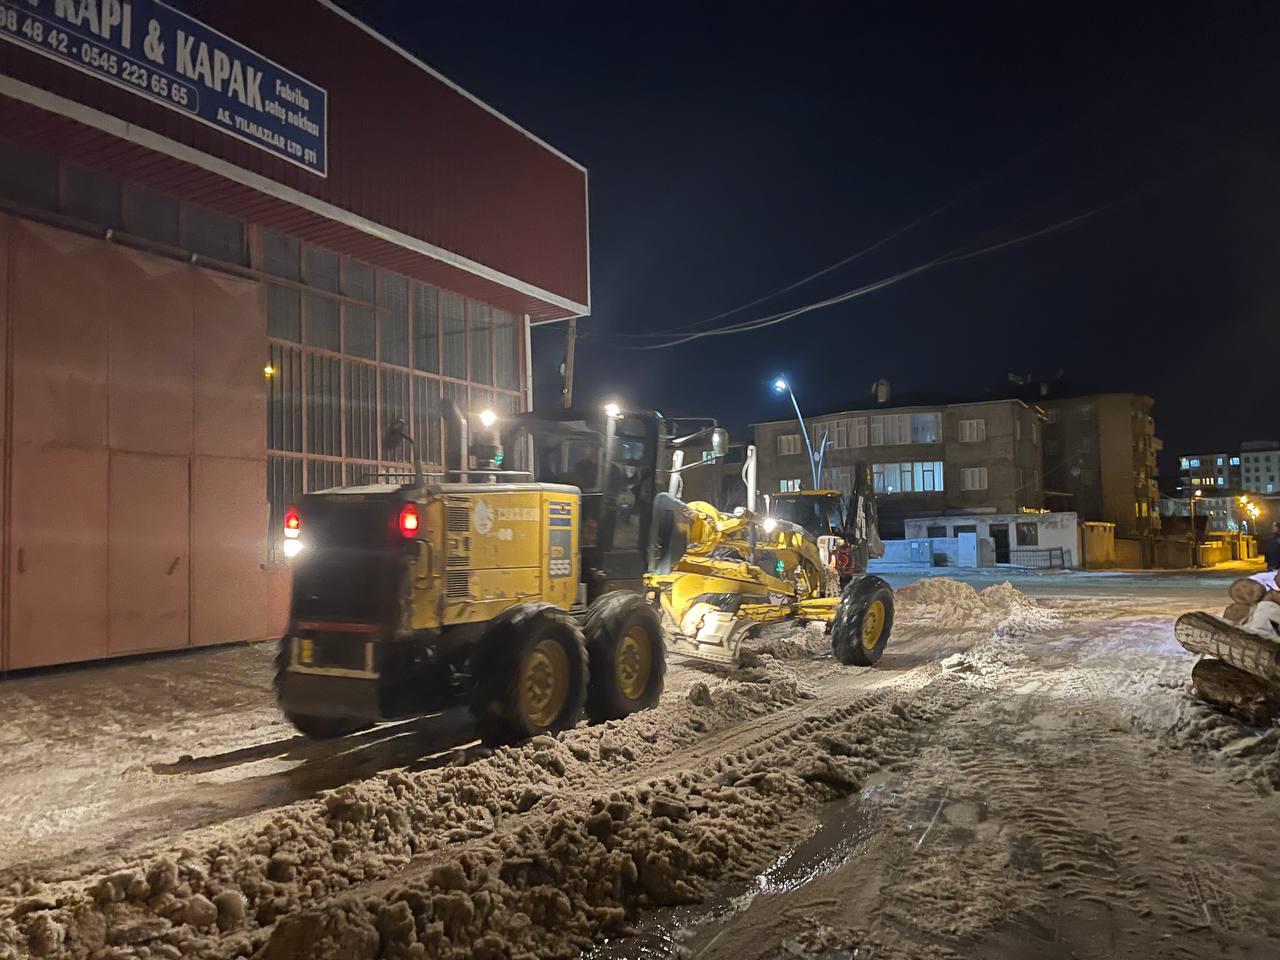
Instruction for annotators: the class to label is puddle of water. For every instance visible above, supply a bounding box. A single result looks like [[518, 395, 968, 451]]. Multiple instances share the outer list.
[[585, 780, 900, 960]]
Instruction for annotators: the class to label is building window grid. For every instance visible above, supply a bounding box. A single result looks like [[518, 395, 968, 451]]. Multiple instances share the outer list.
[[872, 460, 944, 494], [262, 230, 524, 550], [778, 434, 803, 456]]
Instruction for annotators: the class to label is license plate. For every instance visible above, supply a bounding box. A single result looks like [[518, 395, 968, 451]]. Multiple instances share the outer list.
[[298, 637, 314, 665]]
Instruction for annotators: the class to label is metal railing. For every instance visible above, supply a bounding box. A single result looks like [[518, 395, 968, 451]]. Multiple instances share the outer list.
[[1007, 547, 1066, 569]]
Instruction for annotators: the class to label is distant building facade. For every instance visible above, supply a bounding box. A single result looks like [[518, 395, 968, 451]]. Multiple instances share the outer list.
[[1159, 493, 1256, 534], [753, 399, 1043, 539], [1176, 452, 1242, 493], [904, 511, 1082, 567], [1240, 441, 1280, 494], [1039, 394, 1160, 539]]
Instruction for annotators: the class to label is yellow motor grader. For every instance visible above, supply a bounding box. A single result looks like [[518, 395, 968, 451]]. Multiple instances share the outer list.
[[646, 449, 892, 667], [274, 402, 892, 748]]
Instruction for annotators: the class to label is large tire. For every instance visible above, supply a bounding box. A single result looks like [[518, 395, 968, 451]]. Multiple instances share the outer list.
[[583, 591, 667, 722], [831, 576, 895, 666], [470, 603, 588, 747], [272, 638, 372, 740]]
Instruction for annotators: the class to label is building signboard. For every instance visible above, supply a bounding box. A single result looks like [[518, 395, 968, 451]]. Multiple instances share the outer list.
[[0, 0, 328, 175]]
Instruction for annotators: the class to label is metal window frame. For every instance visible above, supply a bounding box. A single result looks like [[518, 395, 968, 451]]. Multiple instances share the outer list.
[[258, 227, 526, 558]]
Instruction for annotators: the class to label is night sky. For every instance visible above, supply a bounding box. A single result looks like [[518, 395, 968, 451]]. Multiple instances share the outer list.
[[342, 1, 1280, 467]]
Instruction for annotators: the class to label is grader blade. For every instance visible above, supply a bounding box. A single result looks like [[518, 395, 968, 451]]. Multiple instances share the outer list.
[[664, 602, 757, 665]]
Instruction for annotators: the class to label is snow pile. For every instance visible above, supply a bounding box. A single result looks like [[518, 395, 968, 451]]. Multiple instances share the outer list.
[[894, 578, 1003, 630], [0, 653, 830, 959], [747, 621, 830, 660], [251, 686, 973, 960], [894, 578, 1054, 639], [1159, 690, 1280, 791], [0, 666, 978, 960]]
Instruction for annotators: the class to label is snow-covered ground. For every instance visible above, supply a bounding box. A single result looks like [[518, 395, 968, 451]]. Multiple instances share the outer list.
[[1, 570, 1277, 959]]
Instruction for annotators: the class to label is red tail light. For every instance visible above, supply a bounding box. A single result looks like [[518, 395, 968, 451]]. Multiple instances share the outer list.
[[284, 505, 301, 537], [399, 503, 420, 538]]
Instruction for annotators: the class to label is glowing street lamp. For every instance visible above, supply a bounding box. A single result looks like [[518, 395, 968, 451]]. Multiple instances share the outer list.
[[478, 408, 498, 429], [771, 375, 819, 489]]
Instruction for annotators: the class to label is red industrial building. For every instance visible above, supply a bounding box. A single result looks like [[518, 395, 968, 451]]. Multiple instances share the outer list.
[[0, 0, 589, 669]]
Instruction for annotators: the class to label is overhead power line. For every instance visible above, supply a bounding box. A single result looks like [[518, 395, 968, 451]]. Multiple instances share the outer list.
[[603, 78, 1160, 342], [588, 161, 1209, 352]]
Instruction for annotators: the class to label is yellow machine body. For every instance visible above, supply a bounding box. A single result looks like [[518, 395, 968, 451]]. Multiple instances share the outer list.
[[645, 500, 840, 663], [409, 483, 580, 632]]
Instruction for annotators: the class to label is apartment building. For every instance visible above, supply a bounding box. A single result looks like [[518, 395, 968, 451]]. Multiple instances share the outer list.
[[1039, 394, 1160, 539], [1176, 452, 1242, 493], [753, 399, 1044, 538], [1240, 441, 1280, 494]]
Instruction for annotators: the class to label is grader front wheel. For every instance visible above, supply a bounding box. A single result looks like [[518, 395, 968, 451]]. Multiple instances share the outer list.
[[831, 576, 895, 666], [470, 604, 588, 747], [584, 592, 667, 721]]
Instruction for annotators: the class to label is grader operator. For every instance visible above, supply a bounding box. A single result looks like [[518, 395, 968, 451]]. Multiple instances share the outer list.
[[274, 401, 893, 747]]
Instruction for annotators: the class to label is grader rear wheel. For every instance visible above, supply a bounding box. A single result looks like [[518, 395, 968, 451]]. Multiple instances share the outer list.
[[831, 576, 895, 666]]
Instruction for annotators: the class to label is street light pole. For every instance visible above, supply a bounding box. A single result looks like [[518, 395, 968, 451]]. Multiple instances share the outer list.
[[773, 376, 819, 489], [1190, 489, 1202, 568]]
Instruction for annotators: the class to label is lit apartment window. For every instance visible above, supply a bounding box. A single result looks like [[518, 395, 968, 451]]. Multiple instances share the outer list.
[[778, 434, 803, 456], [1231, 456, 1241, 466], [1190, 458, 1200, 467], [912, 413, 941, 443], [779, 479, 802, 493], [916, 461, 943, 491], [872, 461, 944, 494], [961, 467, 989, 491], [1179, 457, 1190, 469], [1217, 457, 1225, 465], [959, 418, 986, 443]]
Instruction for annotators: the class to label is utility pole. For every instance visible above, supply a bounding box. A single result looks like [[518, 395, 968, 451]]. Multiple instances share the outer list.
[[562, 317, 577, 409]]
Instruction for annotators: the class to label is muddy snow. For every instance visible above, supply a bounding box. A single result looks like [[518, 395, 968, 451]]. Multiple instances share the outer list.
[[1, 573, 1278, 959]]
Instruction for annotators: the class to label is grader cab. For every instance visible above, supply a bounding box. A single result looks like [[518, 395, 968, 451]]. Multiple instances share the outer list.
[[274, 401, 894, 748]]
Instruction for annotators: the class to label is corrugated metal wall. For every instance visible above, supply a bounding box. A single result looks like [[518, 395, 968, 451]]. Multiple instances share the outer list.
[[0, 215, 286, 670]]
